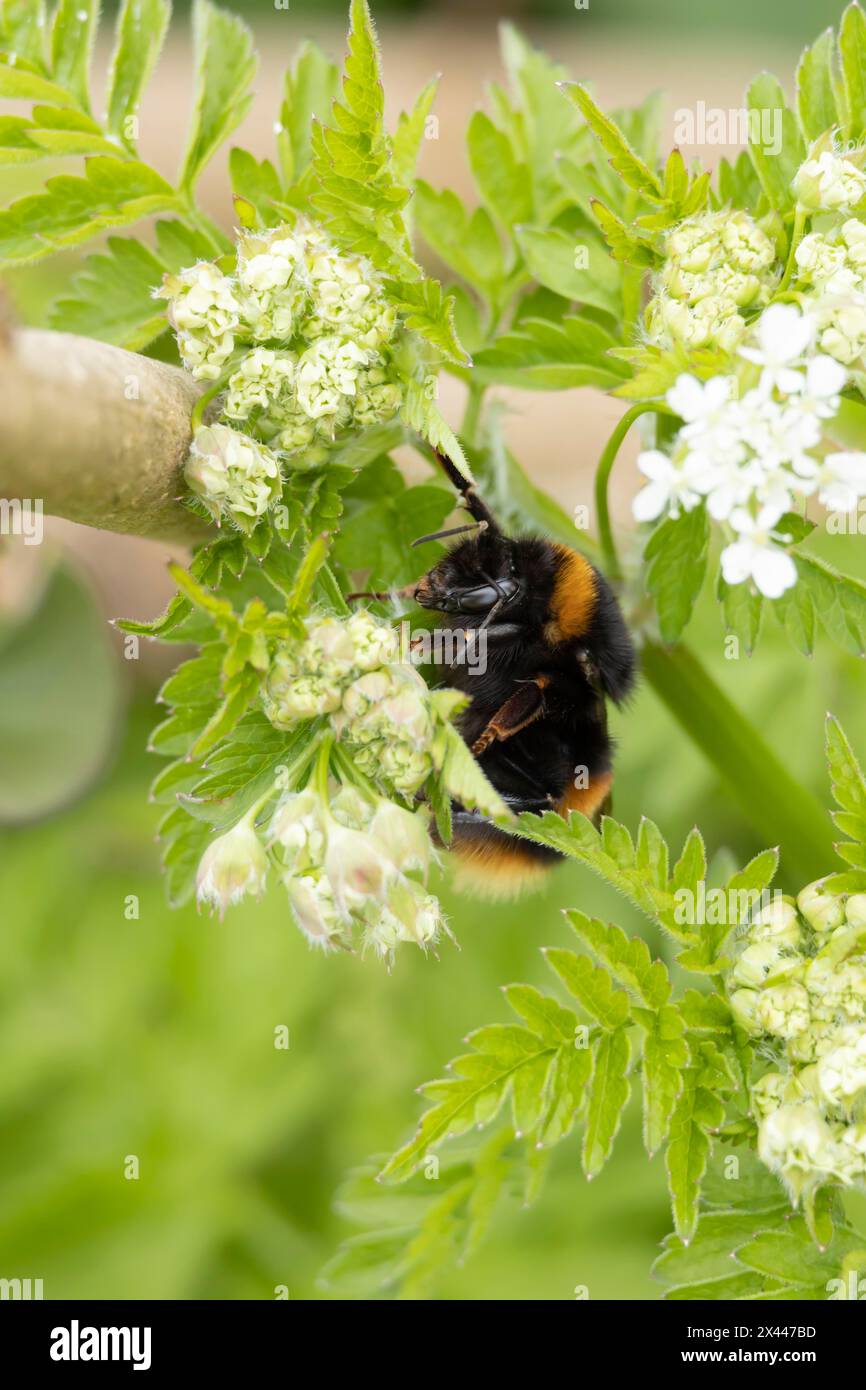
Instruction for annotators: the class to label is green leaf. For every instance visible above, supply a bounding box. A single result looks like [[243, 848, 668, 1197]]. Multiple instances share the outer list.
[[665, 1062, 726, 1242], [392, 75, 439, 185], [639, 1004, 689, 1157], [434, 724, 508, 821], [277, 40, 339, 189], [106, 0, 171, 151], [717, 573, 763, 656], [309, 0, 415, 280], [390, 276, 468, 366], [543, 949, 631, 1030], [179, 0, 256, 192], [0, 157, 180, 267], [827, 714, 866, 832], [473, 315, 628, 391], [772, 572, 817, 655], [0, 59, 75, 107], [565, 909, 671, 1009], [561, 83, 663, 201], [467, 109, 532, 231], [401, 378, 470, 477], [50, 0, 98, 112], [840, 1, 866, 141], [795, 551, 866, 655], [1, 1, 48, 68], [644, 506, 709, 644], [746, 72, 805, 211], [414, 181, 506, 304], [796, 27, 840, 140], [229, 146, 282, 224], [582, 1027, 631, 1178], [515, 224, 620, 316]]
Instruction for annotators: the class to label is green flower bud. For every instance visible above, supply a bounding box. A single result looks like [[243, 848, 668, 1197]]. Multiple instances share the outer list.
[[756, 982, 811, 1039], [793, 151, 866, 212], [845, 892, 866, 928], [729, 987, 763, 1035], [732, 940, 800, 989], [185, 424, 282, 532], [797, 879, 846, 934], [750, 897, 801, 948], [268, 787, 326, 870], [758, 1101, 848, 1200]]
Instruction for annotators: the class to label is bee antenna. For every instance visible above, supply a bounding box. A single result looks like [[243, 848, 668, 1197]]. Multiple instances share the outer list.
[[411, 519, 488, 549], [433, 451, 500, 532]]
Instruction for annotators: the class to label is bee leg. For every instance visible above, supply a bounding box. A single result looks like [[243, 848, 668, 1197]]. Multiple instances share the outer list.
[[470, 677, 549, 757]]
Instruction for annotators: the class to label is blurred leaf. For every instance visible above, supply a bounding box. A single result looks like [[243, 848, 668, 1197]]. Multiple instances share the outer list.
[[0, 559, 121, 823]]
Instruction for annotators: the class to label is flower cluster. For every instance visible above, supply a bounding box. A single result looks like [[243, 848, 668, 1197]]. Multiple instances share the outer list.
[[262, 610, 435, 798], [789, 148, 866, 370], [726, 883, 866, 1202], [633, 303, 866, 597], [195, 784, 446, 963], [646, 210, 780, 353], [159, 219, 408, 529]]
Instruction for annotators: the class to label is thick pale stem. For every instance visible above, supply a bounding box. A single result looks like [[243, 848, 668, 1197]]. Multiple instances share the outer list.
[[0, 327, 210, 542]]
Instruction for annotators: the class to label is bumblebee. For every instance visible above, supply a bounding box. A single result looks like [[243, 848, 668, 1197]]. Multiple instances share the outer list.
[[355, 453, 636, 896]]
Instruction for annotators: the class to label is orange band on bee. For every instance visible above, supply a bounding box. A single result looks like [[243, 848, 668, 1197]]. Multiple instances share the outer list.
[[556, 770, 613, 820], [544, 546, 597, 645]]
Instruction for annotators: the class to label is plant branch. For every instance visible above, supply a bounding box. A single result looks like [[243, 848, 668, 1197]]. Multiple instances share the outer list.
[[0, 328, 210, 543]]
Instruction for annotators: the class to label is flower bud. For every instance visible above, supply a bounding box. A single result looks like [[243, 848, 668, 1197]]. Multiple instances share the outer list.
[[196, 817, 268, 917], [732, 940, 799, 988], [268, 788, 326, 869], [797, 879, 846, 934], [751, 1070, 791, 1117], [749, 897, 801, 948], [325, 821, 395, 911], [757, 1101, 846, 1199], [756, 981, 811, 1039], [817, 1039, 866, 1110], [185, 424, 282, 532], [793, 151, 866, 212], [285, 873, 350, 951], [368, 801, 431, 875], [729, 987, 763, 1035], [330, 785, 373, 830], [845, 892, 866, 928]]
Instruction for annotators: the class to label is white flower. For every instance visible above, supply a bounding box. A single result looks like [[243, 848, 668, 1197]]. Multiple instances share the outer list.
[[796, 354, 847, 416], [157, 262, 242, 381], [739, 304, 815, 393], [813, 451, 866, 512], [268, 788, 326, 869], [720, 505, 798, 599], [756, 982, 811, 1039], [817, 1039, 866, 1110], [285, 873, 350, 951], [295, 336, 372, 421], [758, 1102, 848, 1198], [324, 821, 396, 912], [793, 150, 866, 212], [196, 816, 268, 916], [185, 424, 282, 531], [236, 228, 310, 342], [632, 449, 703, 522], [224, 348, 297, 423]]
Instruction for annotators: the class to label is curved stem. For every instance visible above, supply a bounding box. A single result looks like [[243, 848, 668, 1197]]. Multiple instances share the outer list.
[[595, 401, 673, 583], [777, 204, 807, 298], [190, 376, 228, 433]]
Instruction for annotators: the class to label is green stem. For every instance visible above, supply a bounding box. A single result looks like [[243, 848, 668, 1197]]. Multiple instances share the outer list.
[[191, 376, 228, 432], [595, 401, 673, 584], [777, 204, 807, 298], [460, 381, 484, 450], [641, 641, 836, 885], [183, 199, 234, 257], [314, 733, 334, 803]]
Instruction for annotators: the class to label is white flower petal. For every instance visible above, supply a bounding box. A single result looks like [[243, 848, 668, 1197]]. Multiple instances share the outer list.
[[751, 546, 798, 599]]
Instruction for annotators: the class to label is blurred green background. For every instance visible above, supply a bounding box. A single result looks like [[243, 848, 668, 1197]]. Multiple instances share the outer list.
[[2, 0, 866, 1302]]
